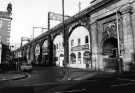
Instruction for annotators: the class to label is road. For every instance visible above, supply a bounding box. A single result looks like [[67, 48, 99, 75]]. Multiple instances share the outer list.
[[0, 66, 135, 93]]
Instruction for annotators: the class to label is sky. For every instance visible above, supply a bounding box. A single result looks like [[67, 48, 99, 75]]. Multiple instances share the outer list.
[[0, 0, 92, 48]]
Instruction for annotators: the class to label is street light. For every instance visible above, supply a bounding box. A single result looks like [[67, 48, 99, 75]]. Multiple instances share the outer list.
[[62, 0, 71, 80], [105, 6, 123, 72]]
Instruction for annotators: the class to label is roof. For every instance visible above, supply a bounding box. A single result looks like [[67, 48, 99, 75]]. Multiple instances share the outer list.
[[0, 11, 11, 19]]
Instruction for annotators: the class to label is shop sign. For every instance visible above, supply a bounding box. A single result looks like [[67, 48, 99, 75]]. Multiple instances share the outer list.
[[35, 44, 40, 56], [71, 44, 89, 51]]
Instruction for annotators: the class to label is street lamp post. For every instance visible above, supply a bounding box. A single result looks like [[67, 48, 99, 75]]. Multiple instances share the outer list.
[[116, 10, 120, 59], [116, 8, 123, 73], [62, 0, 70, 80]]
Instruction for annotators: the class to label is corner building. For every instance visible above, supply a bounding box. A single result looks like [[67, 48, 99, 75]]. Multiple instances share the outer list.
[[66, 0, 135, 72]]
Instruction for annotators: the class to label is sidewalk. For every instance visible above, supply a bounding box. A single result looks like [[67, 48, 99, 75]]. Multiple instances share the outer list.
[[0, 71, 28, 81], [56, 66, 108, 80]]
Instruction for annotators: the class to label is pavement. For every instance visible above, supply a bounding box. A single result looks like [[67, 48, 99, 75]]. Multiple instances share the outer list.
[[1, 66, 135, 93], [0, 71, 28, 81], [55, 66, 115, 80], [0, 66, 122, 82], [0, 66, 126, 82]]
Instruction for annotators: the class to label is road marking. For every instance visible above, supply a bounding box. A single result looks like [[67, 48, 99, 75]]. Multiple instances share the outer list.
[[55, 89, 87, 93], [111, 82, 135, 87], [117, 78, 135, 82]]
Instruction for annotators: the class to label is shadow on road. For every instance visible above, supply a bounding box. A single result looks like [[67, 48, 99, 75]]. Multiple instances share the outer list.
[[0, 87, 34, 93]]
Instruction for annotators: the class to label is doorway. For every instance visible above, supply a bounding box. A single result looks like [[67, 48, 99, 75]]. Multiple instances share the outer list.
[[102, 37, 119, 72]]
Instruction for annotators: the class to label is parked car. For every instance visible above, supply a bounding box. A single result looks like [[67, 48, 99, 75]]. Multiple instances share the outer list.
[[20, 63, 32, 72]]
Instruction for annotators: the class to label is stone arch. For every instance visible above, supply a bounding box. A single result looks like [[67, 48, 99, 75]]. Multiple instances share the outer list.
[[52, 32, 63, 42], [53, 33, 64, 67], [68, 25, 91, 69], [41, 39, 49, 65], [69, 23, 88, 37]]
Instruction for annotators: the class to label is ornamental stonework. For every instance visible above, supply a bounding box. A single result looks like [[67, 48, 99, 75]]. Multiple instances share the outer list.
[[103, 21, 117, 39]]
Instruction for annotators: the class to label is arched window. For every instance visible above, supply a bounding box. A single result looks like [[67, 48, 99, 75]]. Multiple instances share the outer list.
[[42, 40, 48, 55], [85, 35, 89, 44]]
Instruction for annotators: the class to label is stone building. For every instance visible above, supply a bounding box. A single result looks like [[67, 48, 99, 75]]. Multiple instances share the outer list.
[[0, 3, 12, 45], [53, 34, 64, 67], [86, 0, 135, 71], [13, 0, 135, 72], [67, 0, 135, 72], [0, 3, 12, 63], [68, 26, 91, 69]]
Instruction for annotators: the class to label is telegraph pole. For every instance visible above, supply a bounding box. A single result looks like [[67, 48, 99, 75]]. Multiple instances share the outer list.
[[62, 0, 70, 80], [62, 0, 65, 65], [48, 12, 50, 30], [116, 10, 122, 73], [79, 1, 81, 12]]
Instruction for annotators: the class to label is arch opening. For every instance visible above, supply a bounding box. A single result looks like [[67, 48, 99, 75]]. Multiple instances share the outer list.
[[69, 26, 91, 69]]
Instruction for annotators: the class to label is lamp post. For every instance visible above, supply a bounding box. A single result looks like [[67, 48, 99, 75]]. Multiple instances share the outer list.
[[105, 7, 122, 72], [62, 0, 66, 67], [116, 10, 120, 59], [62, 0, 70, 80]]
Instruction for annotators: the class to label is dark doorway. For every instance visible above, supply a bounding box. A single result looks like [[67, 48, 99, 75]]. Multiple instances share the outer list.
[[102, 37, 118, 58], [102, 37, 119, 72]]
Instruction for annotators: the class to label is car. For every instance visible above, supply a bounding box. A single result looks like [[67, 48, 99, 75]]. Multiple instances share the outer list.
[[20, 63, 32, 72]]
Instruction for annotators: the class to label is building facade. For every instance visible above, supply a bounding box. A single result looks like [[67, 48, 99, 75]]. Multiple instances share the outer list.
[[0, 3, 12, 45], [0, 3, 12, 63], [69, 26, 91, 69], [13, 0, 135, 72]]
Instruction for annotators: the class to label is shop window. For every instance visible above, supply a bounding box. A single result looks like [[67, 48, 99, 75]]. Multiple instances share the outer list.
[[78, 52, 81, 63], [70, 53, 76, 64], [78, 38, 81, 45], [83, 51, 91, 64], [71, 39, 74, 47], [85, 35, 89, 44]]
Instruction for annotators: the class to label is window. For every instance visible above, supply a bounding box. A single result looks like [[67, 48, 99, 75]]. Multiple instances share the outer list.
[[78, 52, 81, 63], [85, 35, 89, 44], [57, 44, 58, 49], [78, 52, 81, 59], [71, 39, 74, 47], [70, 53, 76, 64], [78, 38, 81, 45]]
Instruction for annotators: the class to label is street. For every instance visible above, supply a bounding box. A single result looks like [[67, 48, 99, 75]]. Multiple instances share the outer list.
[[0, 66, 135, 93]]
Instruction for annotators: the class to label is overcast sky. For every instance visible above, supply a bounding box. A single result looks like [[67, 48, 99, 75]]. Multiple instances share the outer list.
[[0, 0, 91, 47]]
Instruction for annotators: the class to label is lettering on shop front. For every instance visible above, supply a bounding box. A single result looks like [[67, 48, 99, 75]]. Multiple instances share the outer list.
[[71, 44, 89, 51]]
